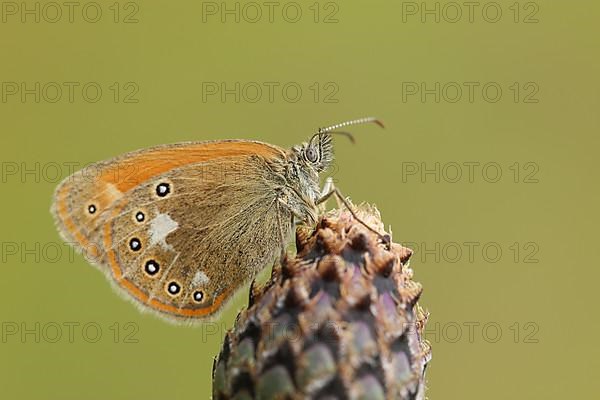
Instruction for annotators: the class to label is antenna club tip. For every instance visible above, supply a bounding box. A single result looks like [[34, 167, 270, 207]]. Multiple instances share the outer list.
[[373, 119, 385, 129]]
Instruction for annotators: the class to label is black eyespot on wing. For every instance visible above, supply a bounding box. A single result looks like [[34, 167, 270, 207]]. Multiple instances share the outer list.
[[129, 238, 141, 251], [193, 290, 204, 302], [167, 282, 181, 296], [144, 260, 159, 276], [156, 182, 170, 197], [135, 211, 145, 222], [88, 204, 97, 214]]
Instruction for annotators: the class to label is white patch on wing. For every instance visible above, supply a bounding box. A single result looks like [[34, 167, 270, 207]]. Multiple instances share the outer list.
[[149, 213, 178, 251], [105, 182, 122, 199], [192, 271, 210, 286]]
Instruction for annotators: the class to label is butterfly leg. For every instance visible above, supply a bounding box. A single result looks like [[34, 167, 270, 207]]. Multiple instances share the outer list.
[[318, 177, 342, 214], [275, 199, 288, 261], [275, 196, 308, 259], [277, 197, 306, 222], [316, 181, 391, 249]]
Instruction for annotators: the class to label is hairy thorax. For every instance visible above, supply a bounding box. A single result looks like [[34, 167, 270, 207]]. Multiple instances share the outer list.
[[281, 157, 322, 225]]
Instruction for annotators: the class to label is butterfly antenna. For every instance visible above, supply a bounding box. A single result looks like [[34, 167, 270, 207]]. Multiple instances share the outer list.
[[326, 131, 356, 144], [310, 117, 384, 146], [318, 117, 384, 134]]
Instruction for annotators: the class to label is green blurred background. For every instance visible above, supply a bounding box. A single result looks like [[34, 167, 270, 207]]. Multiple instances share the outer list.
[[0, 1, 598, 399]]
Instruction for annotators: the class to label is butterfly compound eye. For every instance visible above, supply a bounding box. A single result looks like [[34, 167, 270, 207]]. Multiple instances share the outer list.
[[304, 146, 319, 163]]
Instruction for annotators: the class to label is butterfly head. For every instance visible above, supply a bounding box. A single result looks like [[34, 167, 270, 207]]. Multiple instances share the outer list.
[[292, 131, 334, 174], [292, 117, 383, 175]]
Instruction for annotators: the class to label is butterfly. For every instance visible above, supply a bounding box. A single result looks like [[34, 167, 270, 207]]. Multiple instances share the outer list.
[[51, 117, 383, 322]]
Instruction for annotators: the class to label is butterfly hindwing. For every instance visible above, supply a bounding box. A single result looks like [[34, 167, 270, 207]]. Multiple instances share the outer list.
[[52, 140, 290, 321]]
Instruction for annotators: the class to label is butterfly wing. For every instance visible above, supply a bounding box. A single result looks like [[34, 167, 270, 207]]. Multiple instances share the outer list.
[[52, 140, 290, 321]]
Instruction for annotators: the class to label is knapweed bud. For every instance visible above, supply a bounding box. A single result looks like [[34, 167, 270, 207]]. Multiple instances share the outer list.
[[213, 205, 431, 399]]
